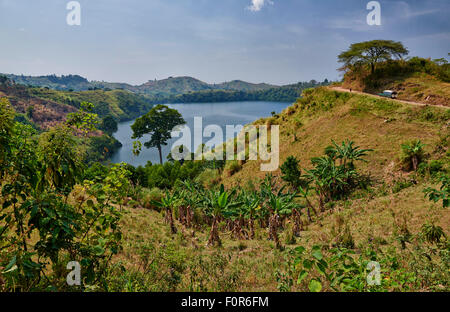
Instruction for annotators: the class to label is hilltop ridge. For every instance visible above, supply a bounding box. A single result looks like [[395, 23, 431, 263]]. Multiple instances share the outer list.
[[3, 73, 280, 96]]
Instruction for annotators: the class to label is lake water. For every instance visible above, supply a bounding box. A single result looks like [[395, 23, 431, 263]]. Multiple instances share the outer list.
[[110, 101, 290, 167]]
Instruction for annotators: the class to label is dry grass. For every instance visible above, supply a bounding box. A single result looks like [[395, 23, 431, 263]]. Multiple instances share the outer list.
[[224, 89, 448, 188], [342, 72, 450, 107]]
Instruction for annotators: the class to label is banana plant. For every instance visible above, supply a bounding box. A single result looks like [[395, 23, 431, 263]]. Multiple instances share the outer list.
[[401, 140, 425, 171], [240, 191, 261, 239], [327, 140, 373, 170], [203, 184, 240, 246], [297, 185, 317, 222], [267, 191, 297, 249], [152, 190, 178, 234], [177, 181, 203, 228]]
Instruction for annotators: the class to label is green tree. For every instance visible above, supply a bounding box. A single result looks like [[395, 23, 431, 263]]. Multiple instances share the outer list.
[[99, 115, 118, 135], [338, 40, 409, 74], [1, 118, 123, 290], [131, 105, 186, 164], [66, 101, 99, 136], [280, 156, 302, 189], [37, 126, 84, 193], [0, 98, 15, 176]]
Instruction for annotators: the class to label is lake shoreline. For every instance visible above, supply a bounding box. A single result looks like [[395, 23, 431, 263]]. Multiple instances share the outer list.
[[110, 101, 291, 167]]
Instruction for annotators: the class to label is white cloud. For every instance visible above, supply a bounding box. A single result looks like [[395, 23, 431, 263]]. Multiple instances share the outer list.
[[247, 0, 273, 12]]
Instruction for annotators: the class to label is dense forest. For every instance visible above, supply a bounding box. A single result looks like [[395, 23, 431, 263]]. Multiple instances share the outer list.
[[166, 80, 330, 103]]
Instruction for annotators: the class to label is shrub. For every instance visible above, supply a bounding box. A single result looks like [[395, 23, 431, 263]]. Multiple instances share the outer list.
[[224, 160, 242, 177], [280, 156, 301, 187], [424, 174, 449, 208], [195, 168, 221, 188], [418, 160, 446, 177], [392, 179, 414, 193], [140, 187, 164, 210], [421, 223, 446, 244]]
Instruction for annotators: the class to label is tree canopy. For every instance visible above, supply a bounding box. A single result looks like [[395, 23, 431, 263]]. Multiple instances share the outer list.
[[99, 114, 118, 135], [131, 104, 186, 164], [338, 40, 409, 73]]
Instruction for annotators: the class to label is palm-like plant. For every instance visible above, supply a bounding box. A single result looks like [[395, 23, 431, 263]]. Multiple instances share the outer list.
[[267, 192, 297, 249], [240, 190, 261, 239], [152, 191, 178, 234], [297, 185, 316, 222], [421, 223, 446, 244], [203, 184, 240, 246], [306, 156, 351, 211], [327, 139, 373, 169], [178, 181, 203, 228], [401, 140, 425, 171]]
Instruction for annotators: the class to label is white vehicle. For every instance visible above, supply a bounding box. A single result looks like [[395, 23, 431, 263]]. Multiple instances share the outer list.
[[378, 90, 398, 99]]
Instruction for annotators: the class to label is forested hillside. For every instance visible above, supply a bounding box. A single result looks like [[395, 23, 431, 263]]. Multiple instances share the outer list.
[[2, 73, 328, 102], [0, 77, 154, 124], [0, 78, 127, 163]]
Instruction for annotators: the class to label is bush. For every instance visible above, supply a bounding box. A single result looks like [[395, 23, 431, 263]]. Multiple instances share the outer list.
[[140, 187, 164, 210], [418, 160, 446, 177], [195, 168, 221, 188], [280, 156, 301, 189], [392, 179, 414, 194], [224, 160, 242, 177]]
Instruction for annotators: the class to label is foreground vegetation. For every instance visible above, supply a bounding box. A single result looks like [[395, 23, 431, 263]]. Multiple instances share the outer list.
[[0, 41, 449, 292], [1, 83, 448, 291]]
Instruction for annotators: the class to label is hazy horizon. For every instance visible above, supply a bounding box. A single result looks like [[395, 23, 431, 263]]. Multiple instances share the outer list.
[[1, 0, 449, 85]]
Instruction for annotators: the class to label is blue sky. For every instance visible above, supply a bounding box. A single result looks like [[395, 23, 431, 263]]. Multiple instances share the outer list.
[[0, 0, 449, 85]]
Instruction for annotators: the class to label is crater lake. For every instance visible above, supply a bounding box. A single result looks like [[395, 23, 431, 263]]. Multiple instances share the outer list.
[[110, 101, 291, 167]]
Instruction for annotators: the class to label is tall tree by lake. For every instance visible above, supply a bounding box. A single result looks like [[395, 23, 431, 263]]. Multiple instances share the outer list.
[[131, 104, 186, 164]]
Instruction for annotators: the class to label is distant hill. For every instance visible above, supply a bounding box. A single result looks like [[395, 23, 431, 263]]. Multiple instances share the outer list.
[[215, 80, 276, 92], [137, 76, 212, 95], [3, 74, 93, 91], [3, 74, 282, 96], [0, 77, 154, 129]]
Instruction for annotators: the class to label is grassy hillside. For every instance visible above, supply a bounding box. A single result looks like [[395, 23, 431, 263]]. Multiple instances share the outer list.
[[3, 74, 276, 95], [138, 76, 212, 95], [106, 87, 449, 291], [3, 74, 93, 91], [0, 79, 77, 129], [0, 80, 127, 163], [135, 77, 277, 96], [340, 58, 450, 107], [224, 87, 449, 186]]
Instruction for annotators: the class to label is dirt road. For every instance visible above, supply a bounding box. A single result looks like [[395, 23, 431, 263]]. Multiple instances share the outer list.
[[328, 86, 449, 110]]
